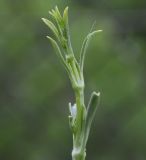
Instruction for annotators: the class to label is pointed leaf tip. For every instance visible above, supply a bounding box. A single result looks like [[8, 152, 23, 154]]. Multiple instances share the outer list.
[[46, 36, 69, 71], [89, 30, 102, 37], [83, 91, 100, 146], [97, 30, 103, 32], [63, 6, 69, 23], [80, 29, 103, 72], [64, 6, 69, 14], [42, 18, 59, 38], [93, 91, 100, 97], [41, 18, 46, 22], [55, 6, 62, 18]]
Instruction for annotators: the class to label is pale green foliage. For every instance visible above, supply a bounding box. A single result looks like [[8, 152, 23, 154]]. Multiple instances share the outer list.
[[42, 6, 102, 160]]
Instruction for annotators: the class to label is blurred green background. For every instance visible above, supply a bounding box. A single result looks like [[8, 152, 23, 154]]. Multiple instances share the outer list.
[[0, 0, 146, 160]]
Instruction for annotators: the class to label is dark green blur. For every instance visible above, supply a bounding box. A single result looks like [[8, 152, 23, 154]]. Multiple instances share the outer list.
[[0, 0, 146, 160]]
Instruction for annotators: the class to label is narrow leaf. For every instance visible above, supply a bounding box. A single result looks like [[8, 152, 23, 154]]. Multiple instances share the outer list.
[[48, 11, 64, 39], [63, 6, 70, 41], [42, 18, 59, 38], [80, 30, 102, 72], [63, 6, 69, 24], [48, 12, 57, 26], [89, 21, 97, 33], [55, 6, 62, 20], [84, 91, 100, 145], [46, 36, 68, 69]]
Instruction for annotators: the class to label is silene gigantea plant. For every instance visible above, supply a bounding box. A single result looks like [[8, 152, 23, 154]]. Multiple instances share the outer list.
[[42, 6, 102, 160]]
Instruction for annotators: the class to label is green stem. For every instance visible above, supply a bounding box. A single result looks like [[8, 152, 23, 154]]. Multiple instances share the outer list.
[[42, 7, 101, 160], [72, 148, 86, 160], [72, 89, 86, 160]]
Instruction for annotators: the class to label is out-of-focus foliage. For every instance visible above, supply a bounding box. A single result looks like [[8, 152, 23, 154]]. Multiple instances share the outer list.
[[0, 0, 146, 160]]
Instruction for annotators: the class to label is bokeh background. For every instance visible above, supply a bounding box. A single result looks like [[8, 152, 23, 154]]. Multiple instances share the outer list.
[[0, 0, 146, 160]]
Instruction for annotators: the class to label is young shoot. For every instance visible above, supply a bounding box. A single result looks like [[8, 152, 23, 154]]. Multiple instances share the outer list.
[[42, 6, 102, 160]]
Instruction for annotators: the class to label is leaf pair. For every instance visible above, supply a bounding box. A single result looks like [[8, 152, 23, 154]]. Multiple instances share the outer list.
[[42, 6, 69, 45], [42, 7, 77, 73], [42, 6, 102, 76]]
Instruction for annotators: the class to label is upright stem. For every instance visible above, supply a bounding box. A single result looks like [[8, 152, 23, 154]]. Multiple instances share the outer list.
[[72, 88, 86, 160], [42, 7, 101, 160]]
